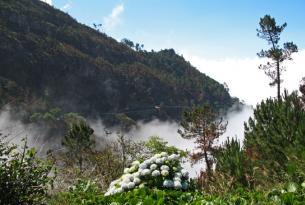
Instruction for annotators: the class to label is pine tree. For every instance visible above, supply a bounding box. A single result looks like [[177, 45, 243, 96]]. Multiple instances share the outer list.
[[244, 92, 305, 174], [179, 105, 227, 174], [62, 122, 95, 173], [257, 15, 298, 100]]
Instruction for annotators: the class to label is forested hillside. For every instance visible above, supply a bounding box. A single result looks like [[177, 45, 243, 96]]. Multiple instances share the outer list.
[[0, 0, 234, 125]]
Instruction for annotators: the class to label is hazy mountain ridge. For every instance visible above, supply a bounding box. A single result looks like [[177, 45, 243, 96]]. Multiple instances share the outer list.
[[0, 0, 235, 124]]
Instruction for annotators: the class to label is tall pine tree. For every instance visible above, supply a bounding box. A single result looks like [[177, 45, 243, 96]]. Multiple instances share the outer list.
[[257, 15, 298, 100]]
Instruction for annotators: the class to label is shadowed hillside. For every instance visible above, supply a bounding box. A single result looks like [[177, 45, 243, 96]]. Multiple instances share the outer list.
[[0, 0, 235, 124]]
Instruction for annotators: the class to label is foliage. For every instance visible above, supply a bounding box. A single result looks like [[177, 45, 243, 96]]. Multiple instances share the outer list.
[[214, 138, 253, 189], [257, 15, 298, 100], [244, 91, 305, 185], [0, 136, 54, 205], [145, 136, 185, 156], [49, 182, 305, 205], [115, 133, 145, 169], [51, 131, 146, 191], [300, 77, 305, 105], [62, 122, 95, 173], [30, 107, 62, 123], [179, 105, 227, 173]]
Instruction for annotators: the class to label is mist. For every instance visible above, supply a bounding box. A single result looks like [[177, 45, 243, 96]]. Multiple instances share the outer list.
[[0, 103, 253, 177], [0, 107, 62, 155], [89, 104, 254, 177]]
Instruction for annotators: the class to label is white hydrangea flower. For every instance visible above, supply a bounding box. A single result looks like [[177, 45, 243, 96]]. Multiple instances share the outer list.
[[152, 170, 161, 177], [160, 165, 170, 171], [139, 183, 145, 188], [161, 156, 168, 162], [123, 178, 130, 184], [169, 154, 180, 161], [160, 152, 168, 157], [133, 177, 141, 185], [161, 170, 169, 176], [110, 179, 119, 187], [133, 172, 140, 178], [121, 183, 129, 190], [150, 156, 157, 163], [155, 158, 164, 164], [174, 180, 182, 189], [127, 182, 135, 189], [132, 160, 140, 166], [124, 168, 129, 174], [174, 172, 182, 178], [128, 166, 137, 173], [117, 187, 123, 193], [140, 169, 151, 176], [139, 163, 147, 169], [105, 152, 190, 196], [163, 179, 174, 188], [122, 174, 133, 183], [173, 177, 181, 182], [154, 153, 162, 158], [150, 163, 158, 170]]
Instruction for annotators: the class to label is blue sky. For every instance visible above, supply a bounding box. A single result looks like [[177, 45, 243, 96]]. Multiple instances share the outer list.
[[52, 0, 305, 59]]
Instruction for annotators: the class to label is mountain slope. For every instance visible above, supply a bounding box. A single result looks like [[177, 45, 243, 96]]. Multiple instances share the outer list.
[[0, 0, 235, 123]]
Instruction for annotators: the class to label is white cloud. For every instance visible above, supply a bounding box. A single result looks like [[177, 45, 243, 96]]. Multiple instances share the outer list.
[[103, 4, 124, 31], [184, 49, 305, 106], [61, 1, 72, 11], [40, 0, 52, 5]]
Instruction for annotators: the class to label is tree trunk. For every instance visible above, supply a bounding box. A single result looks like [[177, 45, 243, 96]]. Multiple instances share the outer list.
[[79, 155, 83, 173], [204, 150, 211, 174], [276, 60, 281, 101]]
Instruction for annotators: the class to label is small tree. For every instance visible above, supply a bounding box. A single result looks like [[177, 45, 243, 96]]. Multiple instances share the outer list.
[[62, 122, 95, 173], [115, 133, 144, 169], [121, 38, 134, 49], [179, 105, 227, 174], [257, 15, 298, 100], [300, 77, 305, 105], [145, 136, 184, 155]]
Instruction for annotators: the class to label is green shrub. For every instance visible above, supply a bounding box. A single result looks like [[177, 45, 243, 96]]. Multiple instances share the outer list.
[[215, 138, 252, 188], [0, 137, 54, 204]]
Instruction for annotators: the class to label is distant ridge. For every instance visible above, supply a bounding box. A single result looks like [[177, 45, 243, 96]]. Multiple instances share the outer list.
[[0, 0, 235, 124]]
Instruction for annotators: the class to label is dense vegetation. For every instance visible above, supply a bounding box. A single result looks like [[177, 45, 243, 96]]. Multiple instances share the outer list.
[[0, 0, 234, 126], [2, 86, 305, 204], [0, 1, 304, 204], [49, 185, 305, 205]]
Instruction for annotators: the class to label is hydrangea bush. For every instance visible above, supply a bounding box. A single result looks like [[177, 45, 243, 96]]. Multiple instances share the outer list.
[[105, 152, 189, 196]]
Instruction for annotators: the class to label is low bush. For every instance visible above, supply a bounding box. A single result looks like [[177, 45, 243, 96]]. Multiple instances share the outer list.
[[0, 136, 54, 205]]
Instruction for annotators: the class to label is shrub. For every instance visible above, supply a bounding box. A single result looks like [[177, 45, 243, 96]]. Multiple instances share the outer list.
[[215, 138, 252, 187], [0, 136, 54, 204]]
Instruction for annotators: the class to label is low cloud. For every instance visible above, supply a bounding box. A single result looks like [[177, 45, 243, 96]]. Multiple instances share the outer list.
[[89, 104, 253, 177], [103, 4, 124, 31], [40, 0, 52, 6], [184, 49, 305, 106]]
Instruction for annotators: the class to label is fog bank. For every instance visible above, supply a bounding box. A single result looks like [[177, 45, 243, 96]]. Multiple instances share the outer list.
[[1, 104, 253, 177]]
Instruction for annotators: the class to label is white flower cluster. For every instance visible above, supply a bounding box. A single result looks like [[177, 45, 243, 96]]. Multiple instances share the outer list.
[[105, 152, 189, 196]]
